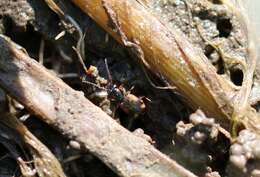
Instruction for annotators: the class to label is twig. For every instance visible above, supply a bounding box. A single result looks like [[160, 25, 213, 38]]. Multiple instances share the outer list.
[[0, 35, 197, 177]]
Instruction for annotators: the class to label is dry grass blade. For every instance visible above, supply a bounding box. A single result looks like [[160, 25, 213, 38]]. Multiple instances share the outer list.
[[71, 0, 234, 126], [70, 0, 260, 136]]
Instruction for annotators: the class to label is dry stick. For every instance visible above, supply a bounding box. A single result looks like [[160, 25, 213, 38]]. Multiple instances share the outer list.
[[70, 0, 260, 135], [0, 35, 196, 177]]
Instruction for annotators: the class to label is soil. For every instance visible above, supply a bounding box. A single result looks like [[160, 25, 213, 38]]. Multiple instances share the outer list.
[[0, 0, 259, 177]]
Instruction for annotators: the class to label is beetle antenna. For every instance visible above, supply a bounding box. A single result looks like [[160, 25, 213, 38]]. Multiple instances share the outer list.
[[72, 46, 88, 74]]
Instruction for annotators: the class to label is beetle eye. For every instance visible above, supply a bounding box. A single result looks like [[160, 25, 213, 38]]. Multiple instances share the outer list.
[[110, 88, 124, 101], [113, 88, 120, 96]]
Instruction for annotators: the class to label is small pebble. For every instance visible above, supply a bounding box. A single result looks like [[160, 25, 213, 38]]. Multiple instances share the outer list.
[[230, 155, 247, 170], [252, 169, 260, 177], [230, 144, 243, 155], [193, 131, 207, 143], [252, 143, 260, 159], [69, 140, 81, 150]]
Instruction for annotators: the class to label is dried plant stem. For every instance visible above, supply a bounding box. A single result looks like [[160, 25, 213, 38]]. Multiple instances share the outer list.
[[221, 0, 258, 136], [70, 0, 260, 135], [0, 35, 196, 177], [71, 0, 233, 125]]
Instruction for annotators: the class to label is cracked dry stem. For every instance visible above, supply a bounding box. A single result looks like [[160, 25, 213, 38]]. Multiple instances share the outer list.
[[70, 0, 260, 136], [72, 0, 234, 122]]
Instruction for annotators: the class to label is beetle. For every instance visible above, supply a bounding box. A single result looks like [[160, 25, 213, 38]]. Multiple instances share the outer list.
[[80, 59, 146, 128], [104, 58, 145, 115], [63, 12, 145, 127]]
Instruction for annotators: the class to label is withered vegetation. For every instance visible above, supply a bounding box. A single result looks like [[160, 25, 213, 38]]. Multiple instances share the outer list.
[[0, 0, 259, 176]]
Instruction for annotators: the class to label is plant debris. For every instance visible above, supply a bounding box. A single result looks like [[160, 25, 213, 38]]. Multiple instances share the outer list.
[[0, 0, 259, 176]]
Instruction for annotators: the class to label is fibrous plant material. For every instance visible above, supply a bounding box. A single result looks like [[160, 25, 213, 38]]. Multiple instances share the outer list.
[[0, 35, 196, 177], [70, 0, 233, 122], [70, 0, 260, 136]]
